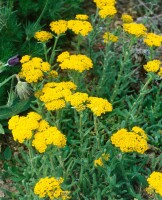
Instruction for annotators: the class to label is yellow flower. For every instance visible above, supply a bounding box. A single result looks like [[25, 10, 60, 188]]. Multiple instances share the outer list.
[[99, 5, 117, 18], [66, 92, 89, 112], [123, 23, 147, 37], [20, 55, 31, 64], [34, 31, 53, 42], [94, 153, 110, 167], [34, 177, 70, 200], [19, 57, 51, 83], [68, 20, 93, 36], [93, 0, 116, 9], [143, 60, 160, 73], [32, 126, 67, 153], [144, 33, 162, 47], [87, 97, 112, 116], [103, 32, 118, 43], [57, 52, 93, 72], [38, 81, 77, 111], [75, 14, 89, 20], [121, 14, 133, 23], [8, 112, 42, 143], [147, 172, 162, 196], [111, 128, 148, 154], [50, 20, 68, 35], [94, 157, 103, 167]]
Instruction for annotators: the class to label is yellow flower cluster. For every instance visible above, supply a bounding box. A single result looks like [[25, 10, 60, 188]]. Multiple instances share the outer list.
[[121, 14, 133, 23], [94, 153, 110, 167], [75, 14, 89, 20], [87, 97, 113, 116], [66, 92, 89, 112], [50, 20, 68, 35], [103, 32, 118, 43], [8, 112, 42, 143], [68, 20, 93, 36], [93, 0, 116, 8], [34, 177, 70, 199], [8, 112, 67, 152], [144, 33, 162, 47], [147, 171, 162, 196], [123, 23, 147, 37], [19, 56, 51, 83], [38, 81, 77, 111], [99, 5, 117, 18], [93, 0, 117, 18], [57, 51, 93, 72], [143, 60, 161, 73], [34, 31, 53, 42], [111, 127, 148, 154], [32, 126, 67, 153]]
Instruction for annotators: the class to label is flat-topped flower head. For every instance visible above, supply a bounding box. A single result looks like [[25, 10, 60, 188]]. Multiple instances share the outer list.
[[32, 126, 67, 153], [144, 33, 162, 47], [99, 5, 117, 18], [143, 60, 160, 73], [8, 112, 42, 143], [38, 81, 77, 111], [93, 0, 116, 9], [19, 56, 51, 83], [75, 14, 89, 20], [34, 177, 70, 199], [34, 31, 53, 42], [68, 20, 93, 36], [123, 23, 147, 37], [87, 97, 112, 116], [147, 172, 162, 196], [57, 52, 93, 72], [50, 20, 68, 35], [66, 92, 89, 112], [111, 128, 148, 154], [121, 14, 133, 23], [103, 32, 118, 43]]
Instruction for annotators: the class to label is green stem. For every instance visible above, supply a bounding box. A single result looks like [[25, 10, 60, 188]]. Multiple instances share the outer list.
[[34, 0, 49, 26], [129, 74, 153, 120], [27, 141, 35, 175], [110, 36, 135, 103], [0, 74, 16, 87], [49, 35, 60, 65], [94, 115, 100, 149], [42, 42, 48, 61], [120, 154, 140, 199]]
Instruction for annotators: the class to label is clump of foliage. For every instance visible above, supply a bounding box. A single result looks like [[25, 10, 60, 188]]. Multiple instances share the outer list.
[[0, 0, 162, 199]]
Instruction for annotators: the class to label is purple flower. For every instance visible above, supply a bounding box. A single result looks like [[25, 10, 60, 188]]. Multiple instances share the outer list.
[[7, 55, 21, 66]]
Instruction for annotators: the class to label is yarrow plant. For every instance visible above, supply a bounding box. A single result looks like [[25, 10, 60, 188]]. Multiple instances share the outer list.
[[2, 0, 162, 199]]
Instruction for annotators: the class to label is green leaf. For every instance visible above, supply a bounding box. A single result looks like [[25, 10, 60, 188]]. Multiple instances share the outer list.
[[0, 123, 4, 134], [4, 146, 12, 160], [0, 97, 33, 120]]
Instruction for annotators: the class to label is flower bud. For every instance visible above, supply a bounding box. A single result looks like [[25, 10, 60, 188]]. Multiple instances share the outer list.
[[15, 81, 32, 99], [7, 55, 21, 66]]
